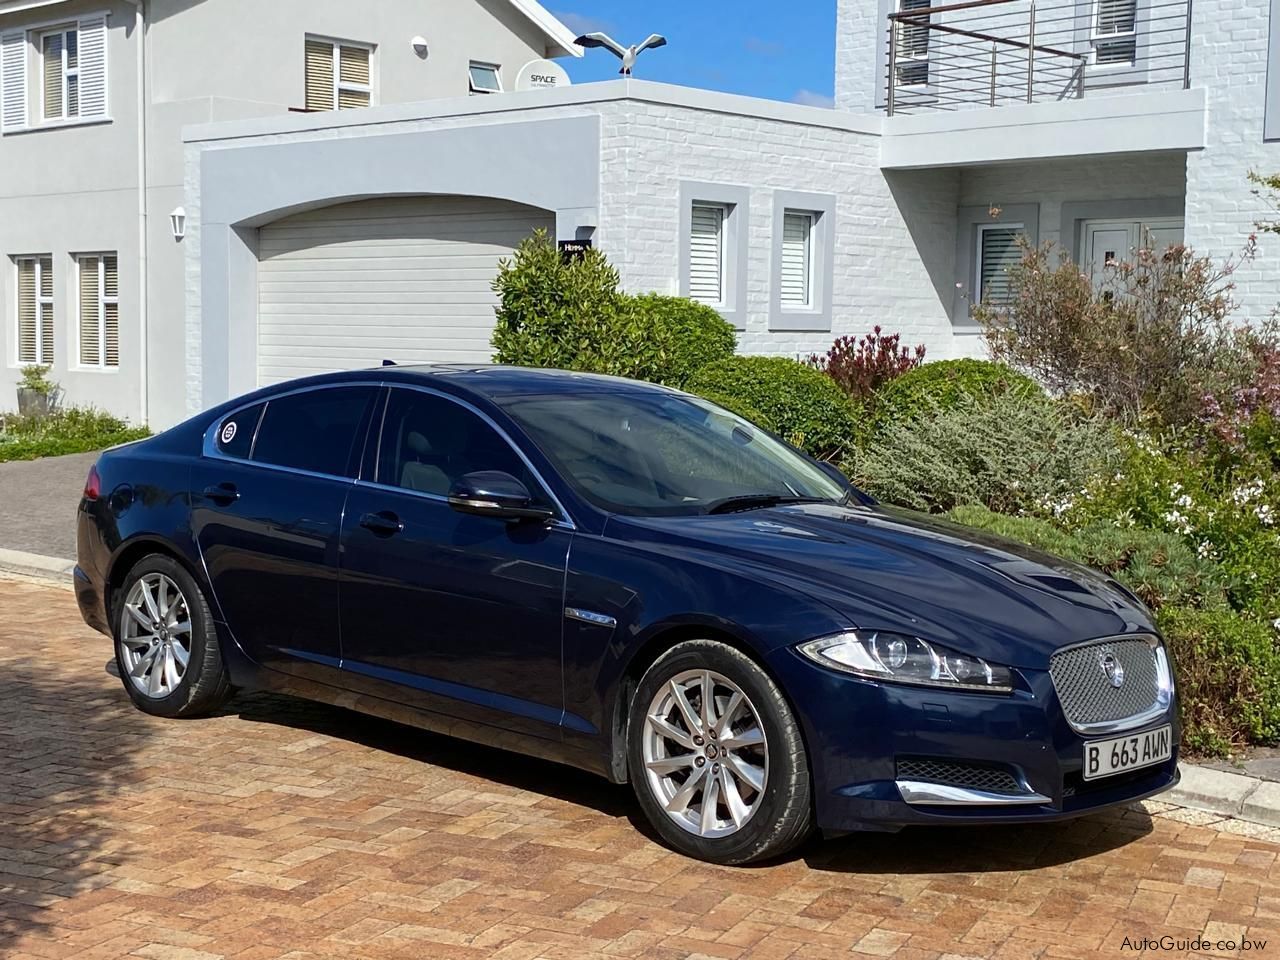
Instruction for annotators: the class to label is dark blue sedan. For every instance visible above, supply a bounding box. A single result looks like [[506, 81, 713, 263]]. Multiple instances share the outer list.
[[75, 365, 1179, 864]]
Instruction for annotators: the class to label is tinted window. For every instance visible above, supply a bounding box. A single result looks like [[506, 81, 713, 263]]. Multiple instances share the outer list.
[[215, 403, 263, 459], [377, 389, 544, 500], [252, 386, 377, 477]]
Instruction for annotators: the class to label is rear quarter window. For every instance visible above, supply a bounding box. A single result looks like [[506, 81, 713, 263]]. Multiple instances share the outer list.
[[251, 386, 378, 478], [215, 404, 263, 459]]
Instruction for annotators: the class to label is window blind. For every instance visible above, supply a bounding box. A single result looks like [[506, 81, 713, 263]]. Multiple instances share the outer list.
[[780, 212, 814, 308], [305, 39, 335, 110], [688, 204, 725, 305], [979, 227, 1022, 304]]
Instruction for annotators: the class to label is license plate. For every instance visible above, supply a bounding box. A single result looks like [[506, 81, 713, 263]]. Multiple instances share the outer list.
[[1083, 725, 1172, 781]]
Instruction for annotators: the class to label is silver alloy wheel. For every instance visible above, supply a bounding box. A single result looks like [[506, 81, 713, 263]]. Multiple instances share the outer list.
[[642, 668, 769, 838], [118, 573, 193, 699]]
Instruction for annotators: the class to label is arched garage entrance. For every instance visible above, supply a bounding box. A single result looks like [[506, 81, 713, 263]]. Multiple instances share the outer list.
[[255, 196, 555, 386]]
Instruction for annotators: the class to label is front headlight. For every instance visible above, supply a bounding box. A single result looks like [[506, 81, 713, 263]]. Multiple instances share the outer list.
[[797, 630, 1014, 694]]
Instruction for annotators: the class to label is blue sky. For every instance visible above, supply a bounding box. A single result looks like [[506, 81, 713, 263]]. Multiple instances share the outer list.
[[549, 2, 837, 107]]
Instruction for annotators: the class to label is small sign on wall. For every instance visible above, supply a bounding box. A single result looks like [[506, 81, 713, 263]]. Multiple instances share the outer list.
[[558, 239, 593, 263]]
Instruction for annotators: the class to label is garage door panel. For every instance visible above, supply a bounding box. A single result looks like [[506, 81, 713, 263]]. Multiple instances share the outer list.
[[257, 197, 552, 387]]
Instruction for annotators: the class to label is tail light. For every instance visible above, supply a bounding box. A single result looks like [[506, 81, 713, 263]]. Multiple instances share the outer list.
[[84, 464, 102, 502]]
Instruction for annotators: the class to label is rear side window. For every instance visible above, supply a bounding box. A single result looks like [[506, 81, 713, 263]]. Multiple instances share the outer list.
[[252, 386, 377, 478], [216, 404, 263, 459]]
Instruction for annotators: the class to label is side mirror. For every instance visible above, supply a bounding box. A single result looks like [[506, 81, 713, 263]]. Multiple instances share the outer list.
[[448, 471, 555, 523]]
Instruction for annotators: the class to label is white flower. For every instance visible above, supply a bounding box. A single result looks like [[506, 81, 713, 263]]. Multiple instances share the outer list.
[[1197, 541, 1216, 560], [1162, 510, 1193, 536], [1171, 482, 1184, 495], [1232, 480, 1266, 506], [1256, 503, 1275, 527], [1176, 494, 1193, 509], [1273, 618, 1280, 634]]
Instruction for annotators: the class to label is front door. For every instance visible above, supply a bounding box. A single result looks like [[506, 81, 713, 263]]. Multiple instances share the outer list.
[[1084, 217, 1186, 290], [191, 384, 378, 683], [337, 386, 571, 741]]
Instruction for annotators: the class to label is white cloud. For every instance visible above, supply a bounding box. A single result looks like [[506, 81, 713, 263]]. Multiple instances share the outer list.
[[792, 89, 835, 109], [553, 10, 619, 38]]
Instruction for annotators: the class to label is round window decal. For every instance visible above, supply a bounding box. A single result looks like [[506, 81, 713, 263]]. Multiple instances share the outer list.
[[221, 421, 238, 445]]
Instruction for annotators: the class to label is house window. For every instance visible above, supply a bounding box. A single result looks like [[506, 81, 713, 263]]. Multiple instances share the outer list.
[[896, 0, 931, 87], [305, 37, 373, 111], [780, 211, 815, 308], [40, 27, 78, 120], [15, 256, 54, 365], [469, 62, 503, 94], [1092, 0, 1138, 65], [688, 204, 726, 305], [77, 254, 118, 368], [976, 225, 1024, 305]]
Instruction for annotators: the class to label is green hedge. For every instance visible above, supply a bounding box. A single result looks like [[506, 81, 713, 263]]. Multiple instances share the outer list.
[[875, 359, 1041, 426], [628, 294, 737, 389], [0, 408, 149, 462], [687, 356, 860, 460]]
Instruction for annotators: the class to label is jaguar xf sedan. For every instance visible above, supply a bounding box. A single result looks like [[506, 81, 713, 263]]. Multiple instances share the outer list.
[[75, 365, 1179, 864]]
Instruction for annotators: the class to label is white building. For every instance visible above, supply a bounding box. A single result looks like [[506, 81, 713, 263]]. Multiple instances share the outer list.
[[4, 0, 1279, 428]]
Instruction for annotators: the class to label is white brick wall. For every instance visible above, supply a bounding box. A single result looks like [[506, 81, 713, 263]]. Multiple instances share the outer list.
[[836, 0, 879, 112]]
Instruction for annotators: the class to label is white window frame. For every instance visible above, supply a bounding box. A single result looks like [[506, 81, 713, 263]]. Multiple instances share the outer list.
[[468, 61, 503, 94], [974, 222, 1025, 305], [75, 252, 118, 370], [779, 210, 816, 310], [39, 25, 79, 122], [306, 35, 375, 110], [14, 255, 53, 366], [1089, 0, 1138, 67]]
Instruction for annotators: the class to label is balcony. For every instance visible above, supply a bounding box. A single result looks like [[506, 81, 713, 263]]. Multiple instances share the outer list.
[[885, 0, 1193, 115]]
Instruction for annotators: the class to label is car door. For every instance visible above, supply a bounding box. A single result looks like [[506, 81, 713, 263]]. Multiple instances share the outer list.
[[191, 384, 379, 684], [337, 386, 572, 741]]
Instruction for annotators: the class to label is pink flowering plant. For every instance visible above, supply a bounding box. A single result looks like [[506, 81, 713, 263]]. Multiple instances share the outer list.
[[807, 327, 926, 401]]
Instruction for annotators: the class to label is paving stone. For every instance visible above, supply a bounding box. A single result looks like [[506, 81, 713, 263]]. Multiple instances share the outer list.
[[0, 578, 1277, 960]]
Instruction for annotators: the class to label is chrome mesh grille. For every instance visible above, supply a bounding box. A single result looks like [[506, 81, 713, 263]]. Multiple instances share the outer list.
[[896, 759, 1021, 795], [1050, 637, 1160, 728]]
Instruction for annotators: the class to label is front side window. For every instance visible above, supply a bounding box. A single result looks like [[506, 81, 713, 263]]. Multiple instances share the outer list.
[[77, 253, 118, 367], [688, 203, 726, 306], [1092, 0, 1138, 65], [976, 224, 1023, 305], [501, 392, 846, 517], [305, 37, 373, 111], [15, 255, 54, 364], [468, 62, 502, 94], [377, 389, 544, 499], [780, 211, 815, 308], [251, 386, 377, 477], [41, 27, 78, 120]]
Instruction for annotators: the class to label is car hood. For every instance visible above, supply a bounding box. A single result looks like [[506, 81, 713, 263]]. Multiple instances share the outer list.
[[613, 502, 1156, 670]]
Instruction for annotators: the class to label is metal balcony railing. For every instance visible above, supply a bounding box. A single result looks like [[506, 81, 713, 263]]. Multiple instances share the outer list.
[[886, 0, 1193, 115]]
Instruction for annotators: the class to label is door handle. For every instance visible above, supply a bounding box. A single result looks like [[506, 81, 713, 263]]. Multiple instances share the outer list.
[[202, 483, 240, 505], [359, 511, 404, 537]]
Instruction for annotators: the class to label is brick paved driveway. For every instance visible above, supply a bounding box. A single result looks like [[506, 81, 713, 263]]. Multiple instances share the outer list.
[[2, 577, 1278, 960]]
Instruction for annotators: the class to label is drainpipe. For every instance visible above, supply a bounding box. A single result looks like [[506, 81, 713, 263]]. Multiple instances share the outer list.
[[124, 0, 148, 426]]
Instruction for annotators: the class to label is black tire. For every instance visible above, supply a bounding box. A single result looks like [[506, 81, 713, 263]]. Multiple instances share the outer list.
[[112, 554, 232, 718], [627, 639, 813, 865]]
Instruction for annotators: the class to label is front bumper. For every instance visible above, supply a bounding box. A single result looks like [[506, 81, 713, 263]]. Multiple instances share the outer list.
[[768, 646, 1180, 833]]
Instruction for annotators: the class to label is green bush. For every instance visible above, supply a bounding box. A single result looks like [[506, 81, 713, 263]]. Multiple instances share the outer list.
[[1158, 606, 1280, 754], [686, 356, 860, 460], [490, 232, 736, 388], [628, 294, 736, 388], [847, 391, 1120, 517], [691, 389, 777, 432], [874, 358, 1040, 428], [0, 407, 149, 462]]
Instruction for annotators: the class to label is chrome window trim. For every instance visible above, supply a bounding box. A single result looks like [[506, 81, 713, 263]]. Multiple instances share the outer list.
[[896, 781, 1051, 806], [1051, 633, 1174, 737]]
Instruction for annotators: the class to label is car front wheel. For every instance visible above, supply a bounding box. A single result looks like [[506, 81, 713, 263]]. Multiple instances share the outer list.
[[628, 639, 813, 864]]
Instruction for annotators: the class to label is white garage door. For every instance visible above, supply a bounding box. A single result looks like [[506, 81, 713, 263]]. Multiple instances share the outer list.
[[257, 196, 554, 386]]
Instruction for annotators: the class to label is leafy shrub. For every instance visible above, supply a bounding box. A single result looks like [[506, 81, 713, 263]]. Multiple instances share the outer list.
[[976, 239, 1271, 428], [847, 391, 1118, 517], [491, 232, 736, 388], [687, 356, 859, 460], [1158, 606, 1280, 754], [807, 327, 925, 401], [18, 365, 55, 396], [0, 407, 149, 462], [873, 358, 1040, 427], [691, 389, 777, 431], [628, 294, 736, 388]]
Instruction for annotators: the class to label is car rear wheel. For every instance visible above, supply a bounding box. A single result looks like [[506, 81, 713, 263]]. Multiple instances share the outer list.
[[113, 555, 231, 718], [628, 639, 813, 864]]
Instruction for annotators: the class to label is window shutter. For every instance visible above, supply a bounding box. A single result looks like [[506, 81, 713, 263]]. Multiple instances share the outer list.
[[1, 30, 27, 131], [688, 204, 725, 304], [39, 256, 54, 363], [979, 227, 1022, 304], [338, 45, 370, 108], [305, 39, 335, 110], [77, 17, 107, 119], [42, 32, 62, 119], [17, 260, 36, 364], [104, 255, 118, 366], [780, 212, 813, 307], [80, 256, 101, 365]]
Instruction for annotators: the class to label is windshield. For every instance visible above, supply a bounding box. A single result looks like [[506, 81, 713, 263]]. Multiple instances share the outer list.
[[500, 392, 848, 517]]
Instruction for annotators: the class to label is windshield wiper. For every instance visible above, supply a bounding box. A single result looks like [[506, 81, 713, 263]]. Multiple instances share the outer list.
[[705, 495, 829, 516]]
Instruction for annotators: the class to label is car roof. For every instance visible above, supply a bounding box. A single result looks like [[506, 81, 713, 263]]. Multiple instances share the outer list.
[[316, 363, 685, 401]]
